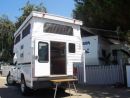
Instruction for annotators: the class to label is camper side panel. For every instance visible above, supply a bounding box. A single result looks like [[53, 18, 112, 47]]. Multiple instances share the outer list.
[[13, 22, 32, 87]]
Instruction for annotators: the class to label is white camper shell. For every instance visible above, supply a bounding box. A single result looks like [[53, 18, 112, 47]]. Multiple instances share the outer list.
[[7, 11, 82, 94]]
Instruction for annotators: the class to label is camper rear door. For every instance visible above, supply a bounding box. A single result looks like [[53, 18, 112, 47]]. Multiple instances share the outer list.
[[34, 40, 50, 77]]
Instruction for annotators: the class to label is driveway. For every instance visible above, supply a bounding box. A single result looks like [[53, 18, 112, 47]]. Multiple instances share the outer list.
[[78, 85, 130, 98], [0, 76, 130, 98], [0, 77, 90, 98]]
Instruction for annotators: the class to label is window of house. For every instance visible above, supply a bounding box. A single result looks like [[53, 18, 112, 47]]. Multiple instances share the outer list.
[[112, 50, 117, 56], [22, 24, 31, 39], [69, 43, 75, 53], [102, 49, 106, 57], [44, 22, 73, 35], [14, 34, 20, 44], [112, 50, 118, 64], [38, 42, 49, 62]]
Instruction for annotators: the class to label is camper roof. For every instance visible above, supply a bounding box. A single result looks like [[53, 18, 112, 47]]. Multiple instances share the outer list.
[[14, 11, 83, 36]]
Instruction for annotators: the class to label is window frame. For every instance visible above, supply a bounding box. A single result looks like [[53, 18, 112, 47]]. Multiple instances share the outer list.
[[43, 22, 73, 36], [38, 42, 49, 63], [68, 43, 76, 53], [14, 34, 21, 45], [22, 24, 31, 39]]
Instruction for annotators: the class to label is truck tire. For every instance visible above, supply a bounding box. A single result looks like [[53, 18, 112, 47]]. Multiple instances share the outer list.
[[20, 76, 29, 95], [6, 73, 15, 85]]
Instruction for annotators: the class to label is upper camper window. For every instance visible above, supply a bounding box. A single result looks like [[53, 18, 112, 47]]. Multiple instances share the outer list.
[[38, 42, 49, 62], [22, 24, 31, 39], [44, 22, 73, 35], [14, 34, 20, 44], [69, 43, 75, 53]]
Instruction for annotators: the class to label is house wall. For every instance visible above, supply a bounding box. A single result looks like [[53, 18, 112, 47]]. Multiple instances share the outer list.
[[82, 36, 99, 65], [82, 35, 111, 65]]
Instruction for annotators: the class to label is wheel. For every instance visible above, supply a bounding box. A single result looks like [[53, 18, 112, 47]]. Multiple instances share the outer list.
[[6, 73, 15, 85], [20, 76, 29, 95]]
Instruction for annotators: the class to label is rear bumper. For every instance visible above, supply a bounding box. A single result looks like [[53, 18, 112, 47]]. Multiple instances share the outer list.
[[32, 75, 75, 89], [33, 75, 74, 81]]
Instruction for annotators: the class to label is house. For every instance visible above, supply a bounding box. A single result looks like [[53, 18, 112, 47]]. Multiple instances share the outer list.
[[81, 26, 130, 65], [76, 26, 130, 85]]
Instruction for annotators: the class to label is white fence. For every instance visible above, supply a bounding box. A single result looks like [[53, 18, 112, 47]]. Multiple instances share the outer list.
[[77, 65, 124, 85]]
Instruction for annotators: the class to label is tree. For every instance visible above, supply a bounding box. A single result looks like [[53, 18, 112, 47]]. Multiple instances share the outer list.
[[73, 0, 130, 31], [0, 15, 15, 62], [0, 1, 47, 62], [15, 1, 47, 29]]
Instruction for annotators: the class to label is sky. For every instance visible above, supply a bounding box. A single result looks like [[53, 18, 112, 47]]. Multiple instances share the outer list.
[[0, 0, 75, 22]]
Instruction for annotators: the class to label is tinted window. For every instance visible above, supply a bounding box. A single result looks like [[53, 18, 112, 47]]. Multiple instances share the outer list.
[[69, 43, 75, 53], [44, 22, 73, 35], [38, 42, 49, 62], [14, 34, 20, 44], [22, 24, 31, 39]]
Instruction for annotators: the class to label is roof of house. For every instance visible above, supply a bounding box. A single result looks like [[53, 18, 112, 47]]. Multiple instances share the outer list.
[[81, 26, 125, 42], [81, 26, 130, 55]]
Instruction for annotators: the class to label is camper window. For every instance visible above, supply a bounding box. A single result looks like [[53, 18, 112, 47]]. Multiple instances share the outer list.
[[38, 42, 49, 62], [14, 34, 20, 44], [44, 22, 73, 35], [69, 43, 75, 53], [22, 24, 31, 39]]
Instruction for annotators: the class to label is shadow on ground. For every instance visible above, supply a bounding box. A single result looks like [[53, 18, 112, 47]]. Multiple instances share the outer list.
[[0, 84, 72, 98], [1, 81, 130, 98], [77, 85, 130, 98]]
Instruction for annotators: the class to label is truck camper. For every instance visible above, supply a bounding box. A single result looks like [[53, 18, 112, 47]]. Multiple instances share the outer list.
[[7, 11, 83, 95]]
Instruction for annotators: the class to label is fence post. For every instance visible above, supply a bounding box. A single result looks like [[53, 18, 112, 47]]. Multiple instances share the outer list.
[[83, 50, 86, 84]]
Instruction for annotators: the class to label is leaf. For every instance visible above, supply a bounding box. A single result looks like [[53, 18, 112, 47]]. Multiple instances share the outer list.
[[15, 1, 47, 29]]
